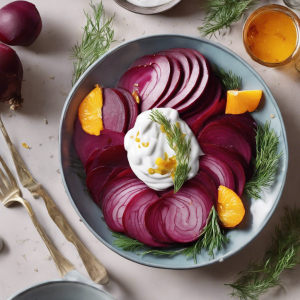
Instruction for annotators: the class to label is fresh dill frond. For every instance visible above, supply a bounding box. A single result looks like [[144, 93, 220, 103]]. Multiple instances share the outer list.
[[228, 206, 300, 300], [149, 109, 192, 193], [194, 206, 229, 258], [244, 121, 282, 200], [199, 0, 259, 37], [112, 232, 146, 252], [70, 1, 114, 85], [70, 155, 91, 197], [213, 64, 242, 90]]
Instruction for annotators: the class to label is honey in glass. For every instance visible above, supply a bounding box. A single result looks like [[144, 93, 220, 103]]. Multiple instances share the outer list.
[[243, 5, 300, 67]]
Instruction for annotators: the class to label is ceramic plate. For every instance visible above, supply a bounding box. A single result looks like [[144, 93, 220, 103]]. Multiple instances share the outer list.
[[59, 35, 288, 269], [113, 0, 181, 15]]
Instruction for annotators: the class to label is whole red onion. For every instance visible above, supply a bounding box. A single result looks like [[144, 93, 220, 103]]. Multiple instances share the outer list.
[[0, 1, 42, 46], [0, 43, 23, 109]]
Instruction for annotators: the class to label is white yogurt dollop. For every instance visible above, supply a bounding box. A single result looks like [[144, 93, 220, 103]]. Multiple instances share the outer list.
[[124, 108, 202, 191], [126, 0, 173, 7]]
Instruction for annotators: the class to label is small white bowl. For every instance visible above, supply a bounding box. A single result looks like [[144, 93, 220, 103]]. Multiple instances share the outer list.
[[113, 0, 181, 14]]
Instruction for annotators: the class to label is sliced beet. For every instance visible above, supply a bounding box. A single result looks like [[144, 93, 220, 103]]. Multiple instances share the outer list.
[[205, 114, 256, 155], [123, 189, 167, 247], [105, 166, 129, 185], [200, 143, 246, 197], [198, 155, 235, 192], [102, 177, 149, 232], [102, 88, 129, 133], [145, 200, 175, 244], [193, 171, 218, 203], [86, 166, 114, 206], [112, 88, 138, 132], [89, 145, 129, 174], [128, 55, 171, 111], [199, 121, 252, 164], [172, 50, 212, 113], [183, 79, 224, 136], [156, 181, 213, 243], [163, 49, 201, 109], [116, 65, 158, 101], [156, 50, 190, 96], [73, 118, 125, 171], [227, 112, 257, 131], [88, 166, 129, 205], [153, 57, 182, 107]]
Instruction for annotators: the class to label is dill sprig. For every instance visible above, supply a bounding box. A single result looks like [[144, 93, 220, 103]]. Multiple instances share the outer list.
[[112, 232, 145, 252], [112, 207, 229, 263], [199, 0, 259, 37], [70, 156, 90, 197], [244, 122, 282, 200], [213, 64, 242, 90], [149, 109, 191, 193], [228, 206, 300, 300], [70, 1, 114, 86]]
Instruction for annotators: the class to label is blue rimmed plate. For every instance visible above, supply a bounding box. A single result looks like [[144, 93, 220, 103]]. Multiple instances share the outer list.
[[59, 34, 288, 269]]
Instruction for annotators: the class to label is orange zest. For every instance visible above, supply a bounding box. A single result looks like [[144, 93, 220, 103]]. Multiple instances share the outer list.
[[217, 185, 245, 228], [132, 91, 140, 104], [226, 90, 262, 115], [78, 84, 103, 136]]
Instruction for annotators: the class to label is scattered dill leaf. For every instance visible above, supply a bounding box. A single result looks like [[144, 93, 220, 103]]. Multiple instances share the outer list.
[[213, 64, 242, 90], [70, 1, 114, 85], [244, 121, 282, 200], [149, 109, 191, 193], [227, 206, 300, 300], [199, 0, 259, 37], [112, 232, 145, 252]]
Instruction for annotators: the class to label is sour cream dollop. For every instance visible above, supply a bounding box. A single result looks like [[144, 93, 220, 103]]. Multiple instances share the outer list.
[[126, 0, 173, 7], [124, 108, 203, 191]]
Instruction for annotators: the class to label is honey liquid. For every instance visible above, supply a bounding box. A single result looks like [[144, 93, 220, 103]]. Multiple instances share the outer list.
[[246, 11, 297, 63]]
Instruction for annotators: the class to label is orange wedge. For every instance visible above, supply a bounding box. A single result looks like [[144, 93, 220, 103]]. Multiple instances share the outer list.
[[226, 90, 262, 115], [217, 185, 245, 228], [78, 84, 103, 136]]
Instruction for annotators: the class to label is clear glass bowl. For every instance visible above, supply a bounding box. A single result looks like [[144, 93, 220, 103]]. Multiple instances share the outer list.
[[243, 4, 300, 67]]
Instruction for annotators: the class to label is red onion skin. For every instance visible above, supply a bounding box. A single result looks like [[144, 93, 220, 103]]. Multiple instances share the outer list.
[[0, 43, 23, 109], [0, 1, 42, 46]]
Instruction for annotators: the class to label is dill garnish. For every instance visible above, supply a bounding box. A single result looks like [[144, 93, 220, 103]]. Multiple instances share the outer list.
[[112, 232, 145, 252], [228, 206, 300, 300], [70, 1, 114, 86], [199, 0, 259, 37], [244, 122, 282, 200], [213, 64, 242, 90], [149, 109, 191, 193], [70, 156, 91, 197]]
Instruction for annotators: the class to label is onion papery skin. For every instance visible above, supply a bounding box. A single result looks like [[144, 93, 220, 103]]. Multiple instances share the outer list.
[[0, 43, 23, 109], [0, 1, 42, 46]]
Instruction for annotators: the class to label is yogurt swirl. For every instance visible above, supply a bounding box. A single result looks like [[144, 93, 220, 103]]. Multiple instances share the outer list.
[[124, 108, 202, 191]]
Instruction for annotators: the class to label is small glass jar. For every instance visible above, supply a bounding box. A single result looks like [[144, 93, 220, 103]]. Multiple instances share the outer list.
[[243, 5, 300, 67]]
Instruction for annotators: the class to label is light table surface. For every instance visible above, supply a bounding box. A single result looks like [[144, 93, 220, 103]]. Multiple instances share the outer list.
[[0, 0, 300, 299]]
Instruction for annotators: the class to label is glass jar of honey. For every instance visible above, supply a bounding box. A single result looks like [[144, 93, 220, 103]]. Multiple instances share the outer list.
[[243, 5, 300, 67]]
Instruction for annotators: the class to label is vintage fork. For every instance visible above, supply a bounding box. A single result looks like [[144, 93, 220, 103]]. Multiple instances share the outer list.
[[0, 116, 109, 285], [0, 155, 75, 277]]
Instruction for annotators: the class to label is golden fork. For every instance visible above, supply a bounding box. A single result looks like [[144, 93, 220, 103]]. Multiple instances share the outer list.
[[0, 116, 109, 285], [0, 155, 75, 277]]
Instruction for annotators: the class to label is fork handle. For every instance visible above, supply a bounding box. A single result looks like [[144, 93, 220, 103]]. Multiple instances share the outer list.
[[16, 197, 75, 277], [33, 187, 109, 285]]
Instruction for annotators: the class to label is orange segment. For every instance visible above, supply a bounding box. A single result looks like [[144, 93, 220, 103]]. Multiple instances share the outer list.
[[78, 84, 103, 136], [217, 185, 245, 228], [226, 90, 262, 114]]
